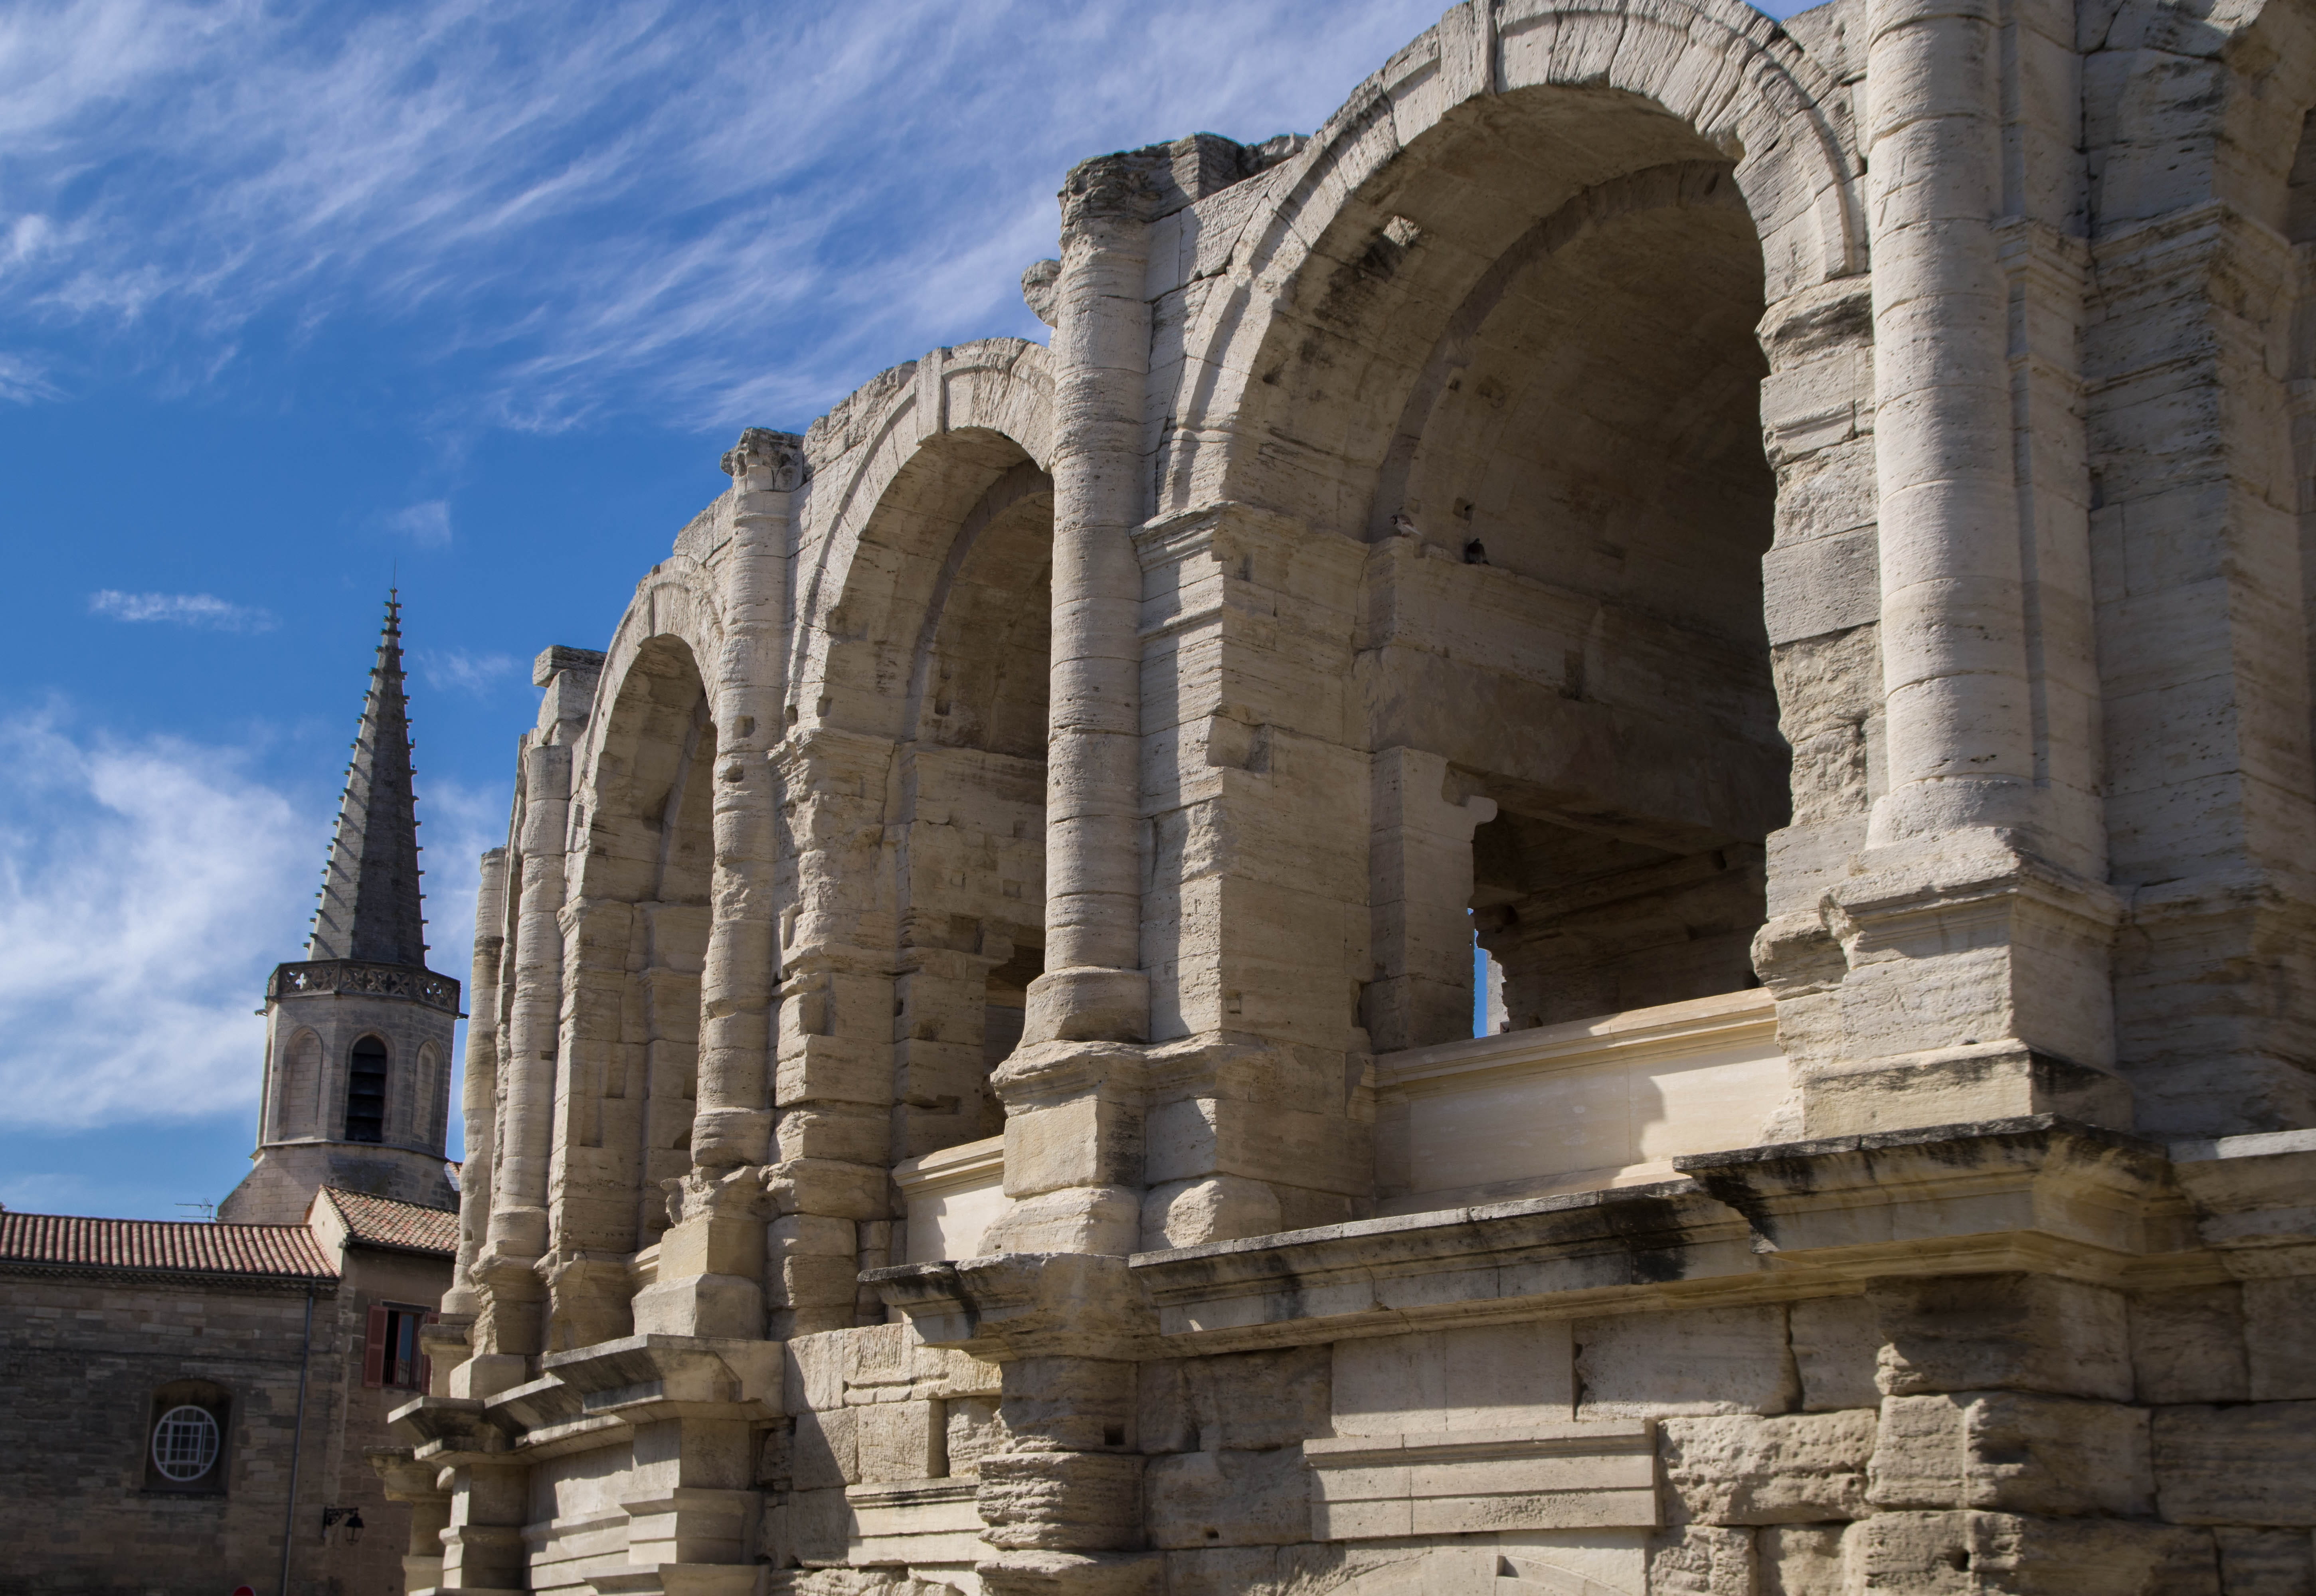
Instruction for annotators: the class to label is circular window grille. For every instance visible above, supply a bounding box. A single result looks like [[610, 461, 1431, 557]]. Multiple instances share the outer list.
[[151, 1405, 220, 1481]]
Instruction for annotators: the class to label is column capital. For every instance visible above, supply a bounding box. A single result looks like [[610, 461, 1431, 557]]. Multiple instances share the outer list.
[[718, 426, 804, 491]]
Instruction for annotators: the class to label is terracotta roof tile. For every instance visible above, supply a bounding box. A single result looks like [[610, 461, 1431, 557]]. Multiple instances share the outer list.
[[0, 1211, 337, 1281], [318, 1188, 459, 1255]]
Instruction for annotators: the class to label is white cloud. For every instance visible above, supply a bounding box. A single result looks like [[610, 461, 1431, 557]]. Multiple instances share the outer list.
[[89, 589, 277, 630], [0, 352, 59, 401], [0, 711, 507, 1134], [0, 713, 316, 1128], [384, 498, 453, 546], [416, 647, 519, 696], [0, 0, 1468, 431]]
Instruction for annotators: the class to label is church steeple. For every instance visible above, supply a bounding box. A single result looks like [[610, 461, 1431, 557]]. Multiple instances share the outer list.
[[218, 592, 459, 1226], [308, 591, 427, 968]]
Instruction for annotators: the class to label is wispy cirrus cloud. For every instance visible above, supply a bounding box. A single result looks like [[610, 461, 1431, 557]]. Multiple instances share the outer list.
[[415, 647, 519, 696], [0, 0, 1458, 432], [89, 589, 277, 631], [383, 499, 453, 546]]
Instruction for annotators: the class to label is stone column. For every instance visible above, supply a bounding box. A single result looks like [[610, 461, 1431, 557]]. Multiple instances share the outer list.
[[635, 429, 800, 1342], [1862, 0, 2035, 850], [1808, 0, 2124, 1134], [474, 738, 570, 1372], [441, 845, 507, 1326], [763, 728, 900, 1335], [1025, 149, 1159, 1049]]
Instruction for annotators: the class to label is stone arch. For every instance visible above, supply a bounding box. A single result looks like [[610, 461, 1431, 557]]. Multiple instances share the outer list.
[[1154, 3, 1845, 1059], [1161, 0, 1861, 522], [344, 1033, 390, 1144], [788, 337, 1052, 739], [543, 630, 720, 1349]]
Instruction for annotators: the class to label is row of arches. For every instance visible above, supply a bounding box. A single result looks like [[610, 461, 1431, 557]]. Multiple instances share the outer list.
[[483, 0, 2316, 1347]]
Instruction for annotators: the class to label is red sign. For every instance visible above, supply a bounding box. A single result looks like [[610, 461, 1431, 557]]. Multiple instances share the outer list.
[[232, 1587, 256, 1596]]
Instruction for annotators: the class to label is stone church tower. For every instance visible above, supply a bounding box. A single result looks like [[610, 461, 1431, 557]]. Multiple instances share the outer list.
[[220, 595, 459, 1224]]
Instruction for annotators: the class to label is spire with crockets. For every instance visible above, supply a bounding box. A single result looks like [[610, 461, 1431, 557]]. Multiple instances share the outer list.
[[307, 591, 427, 968]]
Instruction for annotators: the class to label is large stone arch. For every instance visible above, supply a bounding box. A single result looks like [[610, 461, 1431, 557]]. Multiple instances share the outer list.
[[1160, 0, 1862, 527], [788, 337, 1053, 738]]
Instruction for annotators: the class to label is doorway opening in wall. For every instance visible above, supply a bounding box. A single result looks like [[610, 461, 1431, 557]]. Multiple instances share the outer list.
[[895, 447, 1054, 1164], [1355, 113, 1786, 1048], [344, 1037, 388, 1142]]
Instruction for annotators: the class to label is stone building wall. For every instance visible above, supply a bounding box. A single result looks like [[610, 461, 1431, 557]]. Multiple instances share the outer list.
[[400, 0, 2316, 1590], [0, 1270, 337, 1594]]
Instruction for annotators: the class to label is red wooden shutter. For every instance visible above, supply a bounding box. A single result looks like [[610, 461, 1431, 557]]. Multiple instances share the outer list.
[[363, 1304, 389, 1388], [419, 1310, 439, 1393]]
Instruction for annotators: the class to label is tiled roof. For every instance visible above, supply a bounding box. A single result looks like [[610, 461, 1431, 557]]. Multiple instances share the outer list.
[[0, 1211, 337, 1281], [317, 1187, 459, 1255]]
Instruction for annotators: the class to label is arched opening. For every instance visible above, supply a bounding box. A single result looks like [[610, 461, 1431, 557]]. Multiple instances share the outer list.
[[561, 634, 716, 1281], [1254, 91, 1786, 1050], [344, 1036, 389, 1143], [891, 448, 1054, 1161]]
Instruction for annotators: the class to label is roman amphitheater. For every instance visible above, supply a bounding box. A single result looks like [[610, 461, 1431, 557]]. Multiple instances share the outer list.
[[385, 0, 2316, 1589]]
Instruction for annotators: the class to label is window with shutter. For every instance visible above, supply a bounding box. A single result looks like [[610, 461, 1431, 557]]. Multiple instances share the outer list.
[[362, 1304, 389, 1388]]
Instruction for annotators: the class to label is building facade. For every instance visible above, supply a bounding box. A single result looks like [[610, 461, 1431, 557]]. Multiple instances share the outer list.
[[0, 1191, 457, 1596], [404, 2, 2316, 1591]]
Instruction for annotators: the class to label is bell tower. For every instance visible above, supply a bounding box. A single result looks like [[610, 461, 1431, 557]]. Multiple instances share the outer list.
[[219, 594, 461, 1223]]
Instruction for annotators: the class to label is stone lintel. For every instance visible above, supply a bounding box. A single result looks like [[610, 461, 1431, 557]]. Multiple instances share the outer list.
[[542, 1334, 783, 1420], [390, 1394, 513, 1462], [866, 1251, 1159, 1360], [1124, 1119, 2211, 1353]]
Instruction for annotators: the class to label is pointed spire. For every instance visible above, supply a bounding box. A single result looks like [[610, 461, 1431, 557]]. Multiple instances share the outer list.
[[307, 591, 428, 967]]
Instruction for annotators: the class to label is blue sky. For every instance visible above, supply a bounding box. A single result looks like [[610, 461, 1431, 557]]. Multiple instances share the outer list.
[[0, 0, 1812, 1221]]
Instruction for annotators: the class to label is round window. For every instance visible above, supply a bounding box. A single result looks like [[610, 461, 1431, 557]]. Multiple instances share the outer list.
[[152, 1404, 221, 1481]]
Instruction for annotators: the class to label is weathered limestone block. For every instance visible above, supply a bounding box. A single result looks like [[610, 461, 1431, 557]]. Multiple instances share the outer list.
[[1001, 1357, 1136, 1453], [1161, 1547, 1281, 1596], [982, 1185, 1141, 1258], [948, 1396, 1007, 1478], [2213, 1527, 2314, 1595], [1867, 1393, 2151, 1517], [1648, 1524, 1756, 1595], [1848, 1512, 2215, 1594], [1333, 1320, 1573, 1434], [2153, 1403, 2316, 1526], [1758, 1525, 1848, 1596], [974, 1547, 1161, 1596], [1145, 1445, 1307, 1548], [857, 1397, 945, 1484], [1139, 1345, 1328, 1454], [2130, 1284, 2249, 1404], [1578, 1307, 1797, 1418], [789, 1405, 859, 1491], [1140, 1174, 1282, 1250], [1868, 1276, 2131, 1401], [770, 1485, 851, 1568], [1661, 1411, 1876, 1525], [2244, 1278, 2316, 1401], [1792, 1297, 1884, 1412], [976, 1452, 1145, 1550]]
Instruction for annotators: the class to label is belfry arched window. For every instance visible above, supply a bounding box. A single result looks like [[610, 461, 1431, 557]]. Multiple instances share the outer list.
[[344, 1036, 389, 1143]]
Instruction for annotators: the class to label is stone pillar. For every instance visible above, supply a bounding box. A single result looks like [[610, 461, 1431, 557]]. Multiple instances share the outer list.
[[442, 846, 508, 1327], [1025, 148, 1158, 1049], [438, 1460, 528, 1594], [1850, 1272, 2203, 1582], [696, 427, 799, 1168], [1805, 0, 2125, 1135], [635, 429, 801, 1343], [1367, 746, 1498, 1053], [370, 1449, 455, 1596], [542, 893, 642, 1350], [546, 1337, 781, 1596], [761, 728, 899, 1335], [475, 737, 570, 1373], [875, 1254, 1161, 1596]]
